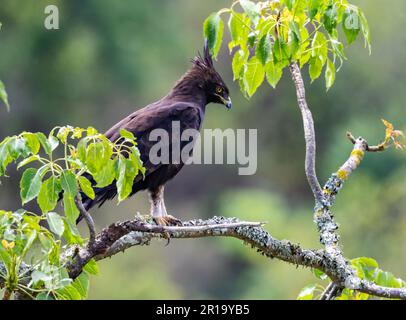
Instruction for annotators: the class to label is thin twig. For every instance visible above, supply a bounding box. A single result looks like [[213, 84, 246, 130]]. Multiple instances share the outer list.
[[347, 131, 386, 152], [75, 195, 96, 249], [320, 282, 342, 300]]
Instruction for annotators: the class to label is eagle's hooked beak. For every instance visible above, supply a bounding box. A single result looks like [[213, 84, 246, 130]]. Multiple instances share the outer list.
[[225, 97, 232, 110], [215, 94, 232, 110]]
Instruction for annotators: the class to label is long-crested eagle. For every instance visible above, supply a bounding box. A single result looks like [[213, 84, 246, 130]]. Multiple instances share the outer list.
[[79, 44, 231, 226]]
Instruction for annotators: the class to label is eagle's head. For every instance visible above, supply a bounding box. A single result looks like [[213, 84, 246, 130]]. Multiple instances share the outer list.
[[171, 43, 232, 110], [191, 43, 232, 110]]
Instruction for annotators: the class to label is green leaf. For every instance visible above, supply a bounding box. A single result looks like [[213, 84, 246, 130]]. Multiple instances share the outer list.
[[47, 212, 65, 237], [94, 159, 117, 188], [86, 142, 112, 174], [265, 60, 283, 88], [330, 38, 347, 67], [232, 49, 247, 81], [243, 56, 265, 97], [22, 132, 40, 155], [0, 245, 12, 268], [35, 132, 53, 156], [228, 12, 250, 52], [48, 135, 59, 153], [38, 233, 53, 251], [240, 0, 260, 25], [57, 126, 71, 144], [325, 58, 336, 91], [228, 13, 243, 48], [323, 3, 338, 34], [309, 55, 323, 81], [273, 37, 290, 67], [0, 138, 13, 176], [309, 31, 328, 81], [288, 20, 301, 57], [0, 80, 10, 112], [38, 176, 62, 213], [256, 34, 272, 65], [342, 8, 360, 45], [203, 12, 224, 58], [351, 257, 379, 281], [49, 241, 61, 264], [297, 284, 317, 300], [78, 176, 95, 200], [358, 9, 371, 54], [36, 292, 54, 300], [247, 31, 257, 48], [116, 157, 139, 203], [57, 284, 82, 300], [60, 170, 78, 196], [311, 31, 328, 64], [7, 136, 30, 159], [63, 193, 80, 224], [129, 149, 142, 174], [22, 229, 37, 258], [309, 0, 322, 20], [375, 270, 402, 288], [284, 0, 295, 11], [63, 219, 83, 245], [228, 13, 241, 43], [31, 270, 52, 285], [71, 273, 89, 299], [20, 168, 42, 204], [299, 50, 311, 68], [120, 129, 135, 141], [83, 259, 99, 275], [77, 139, 87, 163]]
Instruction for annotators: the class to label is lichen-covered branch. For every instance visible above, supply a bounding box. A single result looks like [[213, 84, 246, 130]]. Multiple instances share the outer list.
[[61, 216, 406, 299], [287, 63, 405, 300], [2, 215, 405, 299]]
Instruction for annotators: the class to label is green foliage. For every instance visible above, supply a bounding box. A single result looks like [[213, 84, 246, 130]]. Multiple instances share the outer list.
[[0, 126, 144, 299], [298, 257, 406, 300], [203, 12, 224, 58], [203, 0, 371, 95]]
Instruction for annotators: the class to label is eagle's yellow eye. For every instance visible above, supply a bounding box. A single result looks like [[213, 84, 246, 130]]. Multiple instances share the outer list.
[[216, 86, 223, 94]]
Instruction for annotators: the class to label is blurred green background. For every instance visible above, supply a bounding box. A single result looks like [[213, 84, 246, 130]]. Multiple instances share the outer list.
[[0, 0, 405, 299]]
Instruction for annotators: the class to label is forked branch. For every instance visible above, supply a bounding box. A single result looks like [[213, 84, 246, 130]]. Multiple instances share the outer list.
[[288, 62, 405, 299]]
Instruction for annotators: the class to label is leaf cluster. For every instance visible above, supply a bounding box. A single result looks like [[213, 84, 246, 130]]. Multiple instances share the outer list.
[[204, 0, 371, 95], [0, 126, 144, 299]]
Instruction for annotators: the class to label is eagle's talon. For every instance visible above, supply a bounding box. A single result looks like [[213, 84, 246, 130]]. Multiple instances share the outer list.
[[165, 235, 171, 246], [153, 215, 182, 226], [167, 215, 183, 226]]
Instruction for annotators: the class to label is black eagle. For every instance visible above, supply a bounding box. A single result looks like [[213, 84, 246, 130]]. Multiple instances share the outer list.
[[80, 44, 231, 225]]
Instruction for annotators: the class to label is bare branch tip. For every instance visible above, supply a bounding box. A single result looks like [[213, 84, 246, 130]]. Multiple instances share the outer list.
[[346, 132, 356, 144]]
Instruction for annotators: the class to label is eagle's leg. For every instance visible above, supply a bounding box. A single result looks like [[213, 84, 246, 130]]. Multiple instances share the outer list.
[[149, 185, 182, 226]]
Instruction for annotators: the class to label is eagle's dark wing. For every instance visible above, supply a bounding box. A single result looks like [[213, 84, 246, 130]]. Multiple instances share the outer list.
[[82, 102, 203, 211]]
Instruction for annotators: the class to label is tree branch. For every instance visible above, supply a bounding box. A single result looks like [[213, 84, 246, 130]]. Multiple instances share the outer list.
[[289, 62, 324, 204], [2, 215, 405, 299], [60, 216, 406, 299], [288, 62, 405, 300]]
